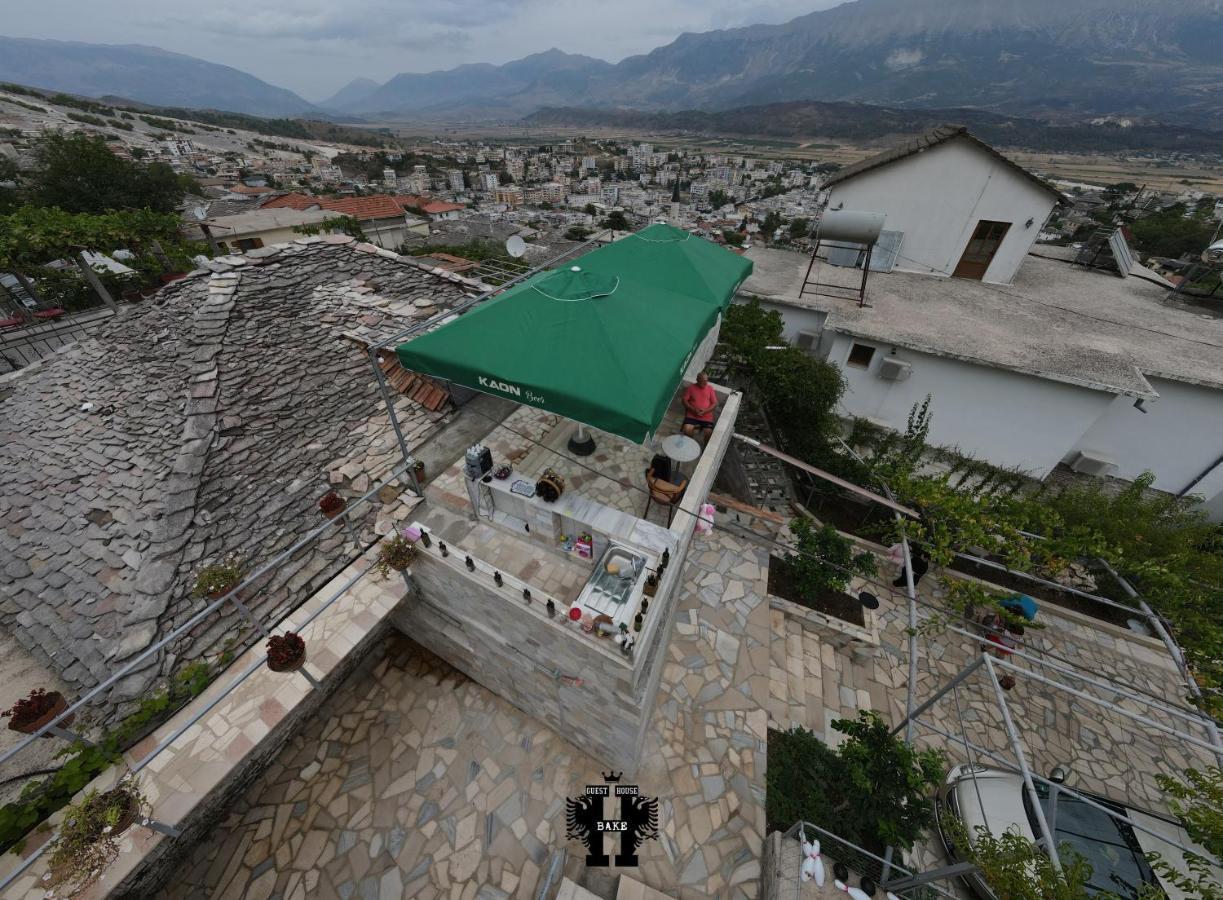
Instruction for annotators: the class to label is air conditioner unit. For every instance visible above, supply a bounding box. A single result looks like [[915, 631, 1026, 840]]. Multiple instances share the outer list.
[[1068, 450, 1117, 477], [795, 330, 819, 353], [877, 357, 912, 382]]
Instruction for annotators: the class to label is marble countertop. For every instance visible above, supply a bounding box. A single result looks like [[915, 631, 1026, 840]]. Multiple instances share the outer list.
[[482, 473, 677, 557]]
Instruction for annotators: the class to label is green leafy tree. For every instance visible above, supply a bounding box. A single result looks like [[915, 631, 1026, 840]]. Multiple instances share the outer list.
[[707, 189, 730, 209], [722, 229, 745, 246], [787, 518, 877, 598], [760, 211, 783, 240], [28, 132, 189, 214], [1129, 203, 1217, 259], [1148, 767, 1223, 898], [583, 203, 597, 215], [718, 298, 846, 467], [767, 713, 945, 852], [788, 217, 810, 239], [601, 210, 630, 231], [565, 225, 592, 241], [944, 819, 1129, 900]]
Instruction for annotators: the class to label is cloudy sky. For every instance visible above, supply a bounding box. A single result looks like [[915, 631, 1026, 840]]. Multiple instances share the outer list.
[[3, 0, 846, 100]]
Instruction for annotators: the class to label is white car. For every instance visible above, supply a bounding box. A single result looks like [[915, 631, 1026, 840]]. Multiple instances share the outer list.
[[935, 764, 1221, 899]]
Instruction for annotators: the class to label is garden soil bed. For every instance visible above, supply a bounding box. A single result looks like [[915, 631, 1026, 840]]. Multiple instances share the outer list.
[[768, 555, 865, 627], [946, 555, 1136, 629]]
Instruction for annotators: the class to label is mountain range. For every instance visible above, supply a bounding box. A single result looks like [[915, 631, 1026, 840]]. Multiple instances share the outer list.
[[3, 0, 1223, 129], [325, 0, 1223, 128], [0, 36, 319, 117]]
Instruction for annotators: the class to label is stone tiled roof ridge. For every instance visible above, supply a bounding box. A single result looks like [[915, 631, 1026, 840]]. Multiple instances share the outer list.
[[198, 234, 490, 297], [0, 234, 479, 707]]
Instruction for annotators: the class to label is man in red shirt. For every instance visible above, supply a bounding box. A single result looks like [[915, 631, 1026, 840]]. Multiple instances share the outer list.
[[681, 371, 718, 446]]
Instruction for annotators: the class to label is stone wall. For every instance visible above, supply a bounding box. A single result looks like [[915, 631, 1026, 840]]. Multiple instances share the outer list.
[[394, 389, 744, 775], [392, 554, 647, 774]]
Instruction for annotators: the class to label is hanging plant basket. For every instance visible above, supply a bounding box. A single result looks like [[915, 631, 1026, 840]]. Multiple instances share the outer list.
[[375, 532, 418, 579], [46, 775, 148, 894], [319, 490, 347, 519], [266, 632, 306, 673], [3, 689, 72, 736]]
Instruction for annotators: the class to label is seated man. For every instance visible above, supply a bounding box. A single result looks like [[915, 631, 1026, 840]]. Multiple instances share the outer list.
[[681, 371, 718, 445]]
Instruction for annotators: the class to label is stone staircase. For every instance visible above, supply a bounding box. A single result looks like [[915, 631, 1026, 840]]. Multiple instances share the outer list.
[[767, 608, 887, 743]]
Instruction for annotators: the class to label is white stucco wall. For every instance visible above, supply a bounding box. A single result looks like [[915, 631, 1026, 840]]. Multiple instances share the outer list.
[[1067, 377, 1223, 500], [749, 297, 828, 344], [826, 333, 1114, 478], [825, 138, 1057, 284]]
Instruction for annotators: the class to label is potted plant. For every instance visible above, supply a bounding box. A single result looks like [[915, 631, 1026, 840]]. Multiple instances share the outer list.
[[3, 688, 72, 736], [375, 532, 417, 579], [405, 455, 426, 482], [45, 774, 149, 894], [318, 490, 346, 519], [773, 518, 877, 624], [266, 632, 306, 673], [192, 554, 244, 599]]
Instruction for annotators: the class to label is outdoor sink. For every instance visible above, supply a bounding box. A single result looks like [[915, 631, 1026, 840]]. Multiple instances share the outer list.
[[579, 542, 645, 624]]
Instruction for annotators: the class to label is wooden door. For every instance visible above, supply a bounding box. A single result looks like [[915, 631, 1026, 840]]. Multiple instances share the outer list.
[[954, 220, 1010, 280]]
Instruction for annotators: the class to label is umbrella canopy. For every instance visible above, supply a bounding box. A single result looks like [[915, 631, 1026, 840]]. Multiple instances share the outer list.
[[395, 224, 752, 443]]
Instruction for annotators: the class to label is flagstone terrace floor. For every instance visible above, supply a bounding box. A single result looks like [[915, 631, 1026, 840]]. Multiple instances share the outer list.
[[162, 527, 770, 900], [156, 515, 1208, 899]]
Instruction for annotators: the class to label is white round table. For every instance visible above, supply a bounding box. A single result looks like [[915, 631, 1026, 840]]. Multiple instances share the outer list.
[[660, 433, 701, 479]]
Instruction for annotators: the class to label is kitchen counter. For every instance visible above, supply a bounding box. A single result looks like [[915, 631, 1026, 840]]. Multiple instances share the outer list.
[[478, 473, 678, 559]]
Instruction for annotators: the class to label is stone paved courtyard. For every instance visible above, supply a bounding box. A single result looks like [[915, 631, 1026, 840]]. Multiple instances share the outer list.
[[766, 542, 1218, 822], [164, 527, 769, 899]]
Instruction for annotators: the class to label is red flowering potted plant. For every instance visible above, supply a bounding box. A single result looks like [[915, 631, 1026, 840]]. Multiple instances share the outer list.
[[374, 532, 417, 579], [318, 490, 346, 519], [266, 632, 306, 673], [3, 688, 72, 736]]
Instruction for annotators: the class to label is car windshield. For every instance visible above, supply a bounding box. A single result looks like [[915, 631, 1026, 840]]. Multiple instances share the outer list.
[[1023, 783, 1155, 898]]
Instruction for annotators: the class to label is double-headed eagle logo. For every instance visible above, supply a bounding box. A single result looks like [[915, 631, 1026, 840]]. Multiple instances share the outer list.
[[566, 772, 660, 867]]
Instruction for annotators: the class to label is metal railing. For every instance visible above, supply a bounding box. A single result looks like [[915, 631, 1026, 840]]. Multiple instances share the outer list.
[[776, 821, 960, 899], [0, 458, 420, 893]]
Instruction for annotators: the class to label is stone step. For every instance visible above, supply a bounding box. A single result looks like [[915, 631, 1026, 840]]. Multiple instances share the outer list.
[[615, 873, 675, 899], [557, 877, 607, 900]]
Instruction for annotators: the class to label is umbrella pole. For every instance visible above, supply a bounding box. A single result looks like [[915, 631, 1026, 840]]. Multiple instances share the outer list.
[[568, 423, 596, 457]]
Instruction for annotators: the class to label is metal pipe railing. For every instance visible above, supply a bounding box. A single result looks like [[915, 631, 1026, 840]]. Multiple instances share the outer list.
[[0, 458, 408, 767]]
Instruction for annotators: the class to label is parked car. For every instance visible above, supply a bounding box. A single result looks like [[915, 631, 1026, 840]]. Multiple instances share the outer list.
[[934, 764, 1220, 899]]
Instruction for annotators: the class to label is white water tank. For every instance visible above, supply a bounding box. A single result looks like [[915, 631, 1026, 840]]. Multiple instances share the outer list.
[[818, 210, 886, 245]]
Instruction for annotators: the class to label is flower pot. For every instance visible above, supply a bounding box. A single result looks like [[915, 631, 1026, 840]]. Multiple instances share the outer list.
[[268, 646, 306, 673], [8, 691, 72, 736], [413, 460, 426, 480]]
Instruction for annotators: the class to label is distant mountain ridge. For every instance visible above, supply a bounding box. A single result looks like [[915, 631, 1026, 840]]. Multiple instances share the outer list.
[[329, 0, 1223, 128], [0, 36, 320, 118], [524, 101, 1223, 154], [344, 49, 614, 116]]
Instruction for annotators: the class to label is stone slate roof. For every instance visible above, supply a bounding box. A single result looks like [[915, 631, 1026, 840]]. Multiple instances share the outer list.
[[0, 236, 476, 705], [821, 124, 1066, 203]]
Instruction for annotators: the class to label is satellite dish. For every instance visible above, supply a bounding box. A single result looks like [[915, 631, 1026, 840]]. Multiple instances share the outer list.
[[505, 234, 527, 258]]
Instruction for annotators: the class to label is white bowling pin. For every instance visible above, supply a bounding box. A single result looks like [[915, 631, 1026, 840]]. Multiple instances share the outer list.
[[813, 853, 825, 887], [800, 838, 816, 881], [832, 882, 871, 900]]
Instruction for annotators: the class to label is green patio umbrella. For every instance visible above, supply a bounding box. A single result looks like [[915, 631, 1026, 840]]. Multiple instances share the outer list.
[[395, 224, 752, 443]]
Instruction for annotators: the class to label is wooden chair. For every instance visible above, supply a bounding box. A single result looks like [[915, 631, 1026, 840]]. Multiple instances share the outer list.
[[644, 466, 687, 527]]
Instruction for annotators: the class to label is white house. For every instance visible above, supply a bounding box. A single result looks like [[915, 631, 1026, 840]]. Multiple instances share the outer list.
[[740, 242, 1223, 520], [821, 125, 1064, 285]]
